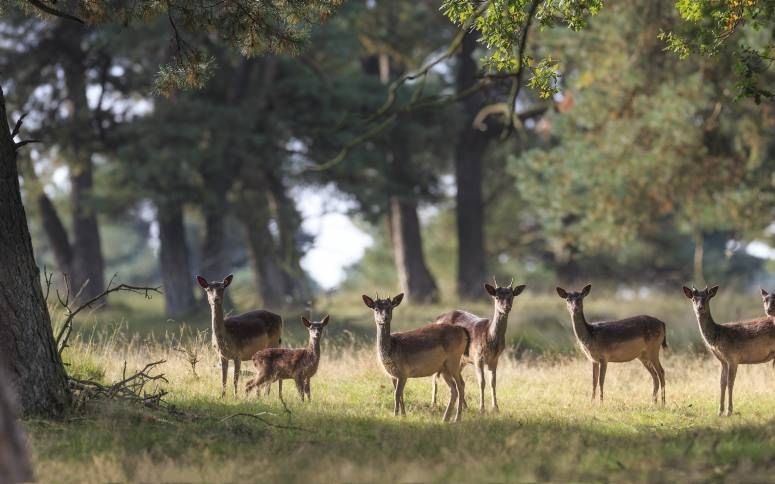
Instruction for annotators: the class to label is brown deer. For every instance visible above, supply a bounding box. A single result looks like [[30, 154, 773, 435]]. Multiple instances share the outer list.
[[196, 274, 283, 397], [362, 293, 469, 422], [245, 315, 329, 401], [761, 288, 775, 317], [557, 284, 667, 404], [684, 285, 775, 416], [431, 278, 526, 413]]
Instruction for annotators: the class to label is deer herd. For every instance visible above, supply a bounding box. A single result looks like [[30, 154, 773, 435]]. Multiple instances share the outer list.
[[196, 275, 775, 422]]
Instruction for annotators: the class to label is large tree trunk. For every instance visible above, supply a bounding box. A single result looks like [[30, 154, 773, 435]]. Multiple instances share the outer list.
[[200, 200, 232, 281], [63, 24, 105, 302], [0, 369, 33, 482], [265, 168, 312, 304], [157, 202, 196, 318], [388, 196, 439, 303], [454, 32, 490, 299], [0, 87, 70, 416], [235, 183, 288, 309]]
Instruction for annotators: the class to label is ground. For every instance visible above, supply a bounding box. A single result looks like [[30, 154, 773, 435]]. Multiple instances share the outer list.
[[23, 288, 775, 482]]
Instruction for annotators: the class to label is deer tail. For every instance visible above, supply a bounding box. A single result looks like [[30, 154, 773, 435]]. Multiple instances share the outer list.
[[661, 324, 668, 349], [462, 327, 472, 357]]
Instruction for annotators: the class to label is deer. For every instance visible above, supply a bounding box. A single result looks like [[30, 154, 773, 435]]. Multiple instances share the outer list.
[[362, 293, 469, 422], [430, 278, 526, 413], [556, 284, 667, 404], [683, 285, 775, 416], [761, 288, 775, 317], [196, 274, 283, 397], [245, 315, 329, 401]]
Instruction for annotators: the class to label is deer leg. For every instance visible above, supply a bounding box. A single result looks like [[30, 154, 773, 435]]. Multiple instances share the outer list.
[[489, 366, 499, 412], [476, 364, 486, 413], [233, 359, 241, 397], [305, 378, 311, 401], [440, 371, 458, 423], [394, 378, 407, 417], [295, 377, 305, 401], [718, 361, 728, 416], [220, 357, 229, 398], [726, 363, 738, 416], [598, 361, 607, 403], [278, 379, 284, 403], [640, 357, 659, 404], [431, 373, 438, 407], [591, 362, 599, 402], [654, 358, 666, 405]]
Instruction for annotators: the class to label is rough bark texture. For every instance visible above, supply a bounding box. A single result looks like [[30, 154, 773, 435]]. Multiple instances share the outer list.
[[63, 23, 105, 302], [0, 370, 33, 482], [388, 196, 439, 303], [157, 202, 196, 318], [0, 87, 70, 416], [454, 32, 490, 299]]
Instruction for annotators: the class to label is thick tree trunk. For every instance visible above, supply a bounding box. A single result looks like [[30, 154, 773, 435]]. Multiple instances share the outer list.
[[63, 25, 105, 303], [454, 32, 490, 299], [388, 196, 439, 303], [265, 169, 312, 304], [0, 87, 70, 416], [0, 369, 33, 482], [200, 202, 232, 281], [157, 202, 196, 318], [235, 185, 288, 309]]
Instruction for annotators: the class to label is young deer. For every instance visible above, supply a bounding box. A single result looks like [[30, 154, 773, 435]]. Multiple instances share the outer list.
[[557, 284, 667, 404], [431, 279, 526, 413], [362, 293, 469, 422], [761, 288, 775, 317], [684, 285, 775, 416], [245, 315, 329, 401], [197, 274, 283, 397]]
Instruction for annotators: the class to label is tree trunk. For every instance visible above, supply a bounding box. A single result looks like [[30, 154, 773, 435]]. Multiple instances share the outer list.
[[235, 184, 288, 309], [693, 230, 705, 286], [0, 87, 70, 416], [388, 196, 439, 303], [454, 32, 490, 299], [63, 25, 105, 303], [265, 168, 312, 304], [0, 369, 33, 482], [157, 202, 196, 318]]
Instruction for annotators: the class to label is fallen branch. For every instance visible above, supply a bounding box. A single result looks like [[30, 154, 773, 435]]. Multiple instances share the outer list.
[[68, 360, 171, 411], [218, 412, 313, 432]]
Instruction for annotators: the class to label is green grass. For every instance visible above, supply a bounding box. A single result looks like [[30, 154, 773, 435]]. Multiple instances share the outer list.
[[25, 290, 775, 482]]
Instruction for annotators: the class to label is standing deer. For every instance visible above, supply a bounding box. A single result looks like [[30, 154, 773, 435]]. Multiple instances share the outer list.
[[556, 284, 667, 404], [684, 285, 775, 416], [431, 278, 526, 413], [362, 293, 469, 422], [761, 288, 775, 317], [196, 274, 283, 397], [246, 315, 329, 401]]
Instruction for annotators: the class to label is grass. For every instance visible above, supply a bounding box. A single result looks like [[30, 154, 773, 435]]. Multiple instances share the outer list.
[[24, 289, 775, 482]]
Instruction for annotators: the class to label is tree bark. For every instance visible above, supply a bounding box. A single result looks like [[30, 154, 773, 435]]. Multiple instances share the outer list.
[[157, 202, 196, 318], [454, 32, 490, 299], [63, 24, 105, 302], [200, 201, 232, 282], [0, 369, 33, 482], [388, 196, 439, 303], [0, 87, 70, 416]]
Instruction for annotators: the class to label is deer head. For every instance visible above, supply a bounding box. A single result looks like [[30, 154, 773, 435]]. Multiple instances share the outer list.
[[302, 315, 330, 343], [484, 277, 526, 313], [556, 284, 592, 314], [762, 288, 775, 317], [362, 293, 404, 327], [682, 285, 719, 315], [196, 274, 233, 306]]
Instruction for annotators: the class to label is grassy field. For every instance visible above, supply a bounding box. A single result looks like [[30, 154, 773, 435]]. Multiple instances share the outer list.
[[24, 288, 775, 482]]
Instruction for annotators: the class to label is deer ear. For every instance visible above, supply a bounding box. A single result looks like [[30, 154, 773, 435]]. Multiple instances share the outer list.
[[581, 284, 592, 297], [301, 317, 312, 328], [196, 276, 209, 288], [512, 284, 526, 297], [222, 274, 234, 288], [762, 288, 769, 297], [362, 295, 375, 309], [321, 315, 330, 326], [682, 286, 693, 299], [556, 287, 568, 299], [484, 284, 496, 296], [708, 285, 719, 298], [391, 293, 404, 307]]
